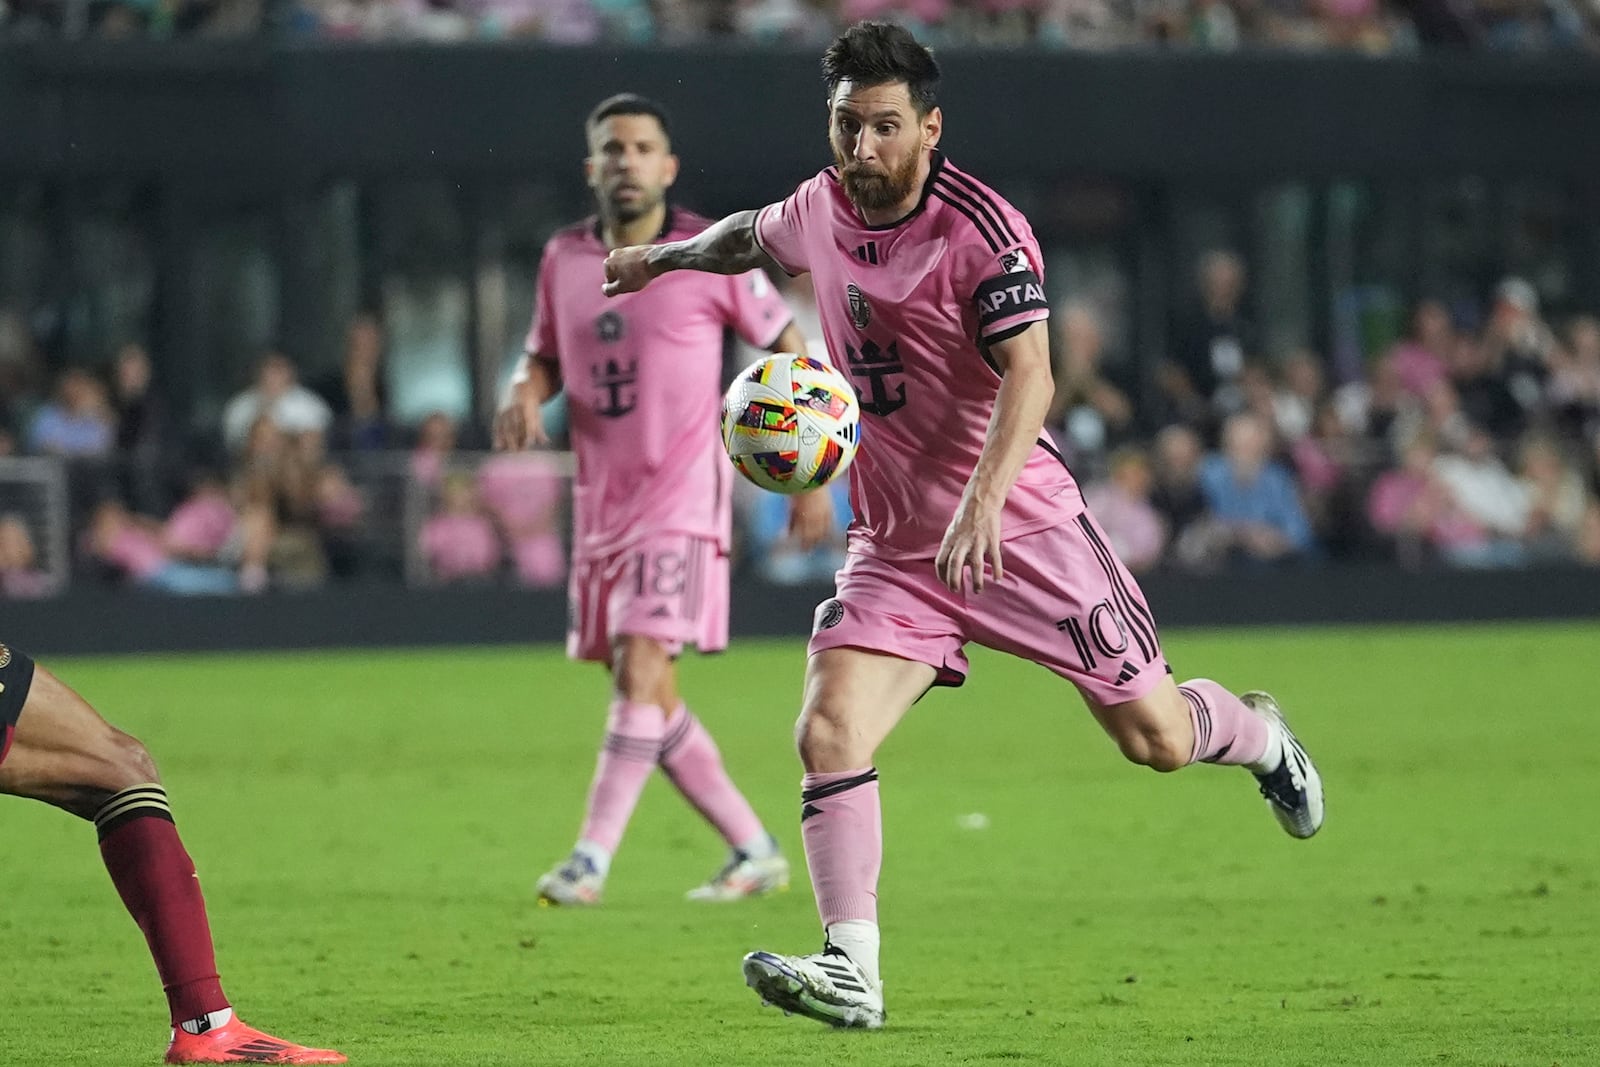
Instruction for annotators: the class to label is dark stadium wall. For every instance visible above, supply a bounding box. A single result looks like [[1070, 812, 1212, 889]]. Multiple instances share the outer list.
[[4, 44, 1600, 183], [10, 567, 1600, 656]]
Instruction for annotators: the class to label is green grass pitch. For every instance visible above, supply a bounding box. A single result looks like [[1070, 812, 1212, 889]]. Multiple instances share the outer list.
[[4, 622, 1598, 1066]]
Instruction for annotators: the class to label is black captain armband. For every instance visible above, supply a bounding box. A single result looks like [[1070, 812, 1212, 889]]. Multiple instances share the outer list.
[[974, 270, 1049, 332], [0, 641, 37, 728]]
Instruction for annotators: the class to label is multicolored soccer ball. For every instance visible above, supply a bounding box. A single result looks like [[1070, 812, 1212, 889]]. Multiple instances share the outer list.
[[721, 353, 860, 495]]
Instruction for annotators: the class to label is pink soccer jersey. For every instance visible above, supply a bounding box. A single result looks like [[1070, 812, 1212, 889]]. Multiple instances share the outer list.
[[755, 151, 1082, 561], [527, 210, 792, 562]]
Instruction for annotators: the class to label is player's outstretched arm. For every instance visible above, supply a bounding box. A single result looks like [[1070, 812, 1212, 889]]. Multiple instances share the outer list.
[[494, 354, 559, 450], [935, 321, 1055, 595], [603, 210, 772, 296]]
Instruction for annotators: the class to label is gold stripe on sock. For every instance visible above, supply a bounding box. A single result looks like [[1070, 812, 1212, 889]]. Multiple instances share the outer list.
[[93, 784, 171, 828]]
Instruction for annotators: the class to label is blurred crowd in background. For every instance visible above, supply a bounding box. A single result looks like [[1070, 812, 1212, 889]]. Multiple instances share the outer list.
[[2, 0, 1598, 52], [5, 246, 1600, 599]]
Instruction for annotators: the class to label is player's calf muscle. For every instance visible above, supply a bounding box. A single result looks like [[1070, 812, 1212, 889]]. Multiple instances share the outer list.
[[1093, 687, 1194, 772], [1110, 728, 1189, 773]]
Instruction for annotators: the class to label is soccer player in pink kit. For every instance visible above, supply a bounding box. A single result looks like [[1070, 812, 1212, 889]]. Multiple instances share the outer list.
[[601, 23, 1325, 1027], [496, 94, 831, 906]]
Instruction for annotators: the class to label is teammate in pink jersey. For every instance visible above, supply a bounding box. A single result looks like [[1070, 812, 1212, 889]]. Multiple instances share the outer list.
[[495, 94, 832, 906], [601, 23, 1325, 1027]]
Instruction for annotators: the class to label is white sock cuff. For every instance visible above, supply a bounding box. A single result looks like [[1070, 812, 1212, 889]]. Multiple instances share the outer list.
[[1247, 719, 1285, 775], [825, 919, 882, 987], [737, 833, 776, 860]]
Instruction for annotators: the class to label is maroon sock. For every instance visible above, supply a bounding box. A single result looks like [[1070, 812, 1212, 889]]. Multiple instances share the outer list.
[[95, 784, 229, 1024]]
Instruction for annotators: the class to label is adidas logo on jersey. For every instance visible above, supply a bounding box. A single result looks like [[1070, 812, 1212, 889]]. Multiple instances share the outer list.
[[851, 242, 880, 265]]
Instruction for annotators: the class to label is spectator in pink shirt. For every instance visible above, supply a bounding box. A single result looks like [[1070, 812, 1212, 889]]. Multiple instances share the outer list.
[[419, 472, 503, 584], [410, 411, 458, 489], [163, 475, 238, 561], [1292, 402, 1351, 499], [1367, 432, 1486, 568], [1389, 300, 1454, 399], [162, 472, 273, 593], [476, 451, 567, 587], [87, 500, 246, 595], [1083, 446, 1167, 573], [0, 514, 53, 599]]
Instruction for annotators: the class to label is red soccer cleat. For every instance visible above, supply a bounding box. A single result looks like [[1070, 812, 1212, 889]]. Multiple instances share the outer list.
[[164, 1017, 347, 1064]]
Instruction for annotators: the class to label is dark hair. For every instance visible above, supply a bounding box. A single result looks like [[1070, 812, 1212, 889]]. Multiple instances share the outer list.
[[821, 21, 940, 115], [586, 93, 674, 144]]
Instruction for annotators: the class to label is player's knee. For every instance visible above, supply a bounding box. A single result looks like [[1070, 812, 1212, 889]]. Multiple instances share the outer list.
[[79, 727, 162, 797], [109, 729, 160, 786], [611, 637, 669, 703], [55, 728, 161, 820], [795, 703, 867, 772]]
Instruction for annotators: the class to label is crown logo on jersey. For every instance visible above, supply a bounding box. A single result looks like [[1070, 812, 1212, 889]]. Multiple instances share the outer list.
[[842, 340, 906, 416], [846, 284, 871, 330]]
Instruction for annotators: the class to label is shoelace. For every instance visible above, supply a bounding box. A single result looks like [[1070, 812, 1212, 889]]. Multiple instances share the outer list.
[[1256, 750, 1306, 809], [558, 856, 597, 882]]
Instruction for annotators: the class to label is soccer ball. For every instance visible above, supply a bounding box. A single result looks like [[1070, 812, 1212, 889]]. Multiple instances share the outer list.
[[721, 353, 860, 495]]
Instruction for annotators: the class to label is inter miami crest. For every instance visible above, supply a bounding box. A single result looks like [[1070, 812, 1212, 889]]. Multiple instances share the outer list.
[[596, 311, 625, 343], [847, 284, 871, 330], [814, 599, 845, 632], [0, 643, 10, 669]]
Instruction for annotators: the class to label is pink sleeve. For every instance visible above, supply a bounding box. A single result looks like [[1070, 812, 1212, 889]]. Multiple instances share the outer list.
[[753, 176, 819, 277], [959, 233, 1051, 345], [524, 240, 560, 369], [724, 269, 793, 349]]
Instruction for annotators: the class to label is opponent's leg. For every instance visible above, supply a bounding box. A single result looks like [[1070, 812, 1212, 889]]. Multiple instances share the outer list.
[[742, 647, 936, 1029], [0, 651, 344, 1064], [1086, 674, 1324, 837]]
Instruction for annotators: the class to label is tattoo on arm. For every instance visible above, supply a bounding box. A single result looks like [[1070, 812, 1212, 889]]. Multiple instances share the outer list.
[[648, 210, 772, 276]]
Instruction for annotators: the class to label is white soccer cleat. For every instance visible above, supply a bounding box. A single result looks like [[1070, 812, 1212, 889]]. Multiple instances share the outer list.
[[535, 853, 605, 907], [686, 844, 790, 902], [742, 946, 885, 1029], [1242, 691, 1324, 839]]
